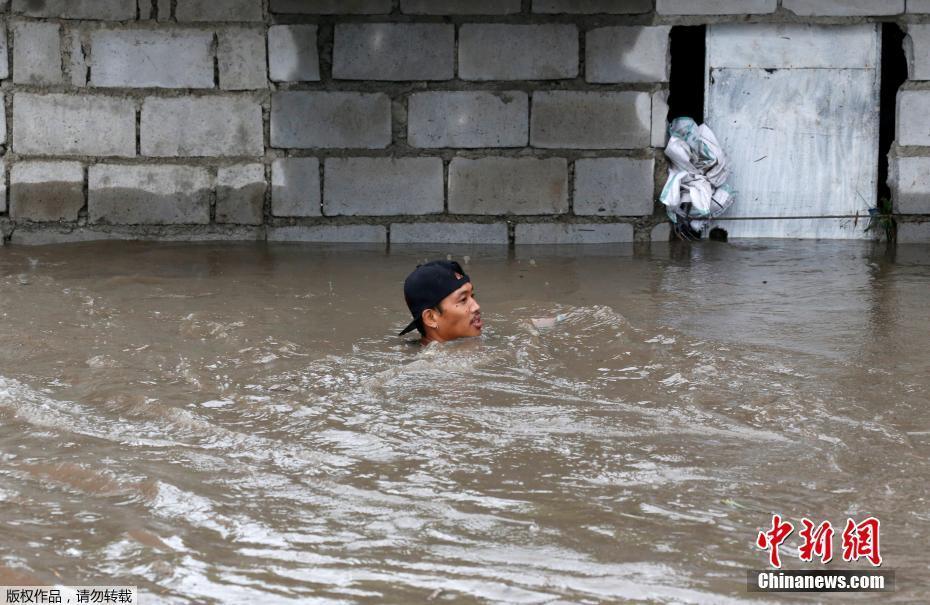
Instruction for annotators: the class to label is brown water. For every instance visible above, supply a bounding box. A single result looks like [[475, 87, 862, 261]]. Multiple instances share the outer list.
[[0, 240, 927, 604]]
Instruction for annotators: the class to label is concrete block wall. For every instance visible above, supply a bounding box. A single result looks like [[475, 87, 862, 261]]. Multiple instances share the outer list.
[[0, 0, 927, 245]]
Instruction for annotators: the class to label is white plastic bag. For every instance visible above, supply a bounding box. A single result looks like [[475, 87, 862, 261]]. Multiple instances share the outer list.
[[659, 117, 736, 235]]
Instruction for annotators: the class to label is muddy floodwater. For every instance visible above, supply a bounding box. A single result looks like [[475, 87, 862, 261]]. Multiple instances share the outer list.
[[0, 240, 928, 604]]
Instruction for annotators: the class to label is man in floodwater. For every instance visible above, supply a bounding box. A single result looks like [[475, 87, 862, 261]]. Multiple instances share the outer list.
[[398, 260, 482, 345]]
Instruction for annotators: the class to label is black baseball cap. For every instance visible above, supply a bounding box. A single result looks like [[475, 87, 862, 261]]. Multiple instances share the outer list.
[[399, 260, 470, 336]]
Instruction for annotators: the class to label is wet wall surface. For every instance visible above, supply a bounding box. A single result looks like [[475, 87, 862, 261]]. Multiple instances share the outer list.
[[0, 240, 927, 603]]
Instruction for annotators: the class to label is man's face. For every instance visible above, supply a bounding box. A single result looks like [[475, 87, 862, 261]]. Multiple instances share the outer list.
[[427, 282, 482, 342]]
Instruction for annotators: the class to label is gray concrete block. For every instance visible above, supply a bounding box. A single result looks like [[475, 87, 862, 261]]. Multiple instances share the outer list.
[[783, 0, 903, 15], [391, 222, 509, 244], [651, 222, 670, 242], [656, 0, 776, 14], [0, 96, 5, 145], [141, 96, 264, 157], [272, 157, 321, 217], [533, 0, 651, 13], [217, 163, 266, 225], [334, 24, 454, 81], [459, 25, 578, 81], [12, 0, 137, 19], [176, 0, 264, 21], [69, 31, 88, 86], [324, 157, 443, 216], [652, 90, 669, 148], [401, 0, 521, 14], [407, 91, 528, 148], [13, 93, 136, 157], [0, 27, 8, 80], [10, 161, 84, 222], [574, 158, 654, 216], [531, 91, 651, 149], [897, 91, 930, 147], [89, 29, 214, 89], [586, 26, 670, 84], [219, 28, 267, 90], [268, 25, 320, 82], [12, 22, 62, 85], [157, 0, 172, 20], [89, 165, 212, 224], [10, 226, 263, 245], [0, 160, 5, 213], [905, 25, 930, 80], [910, 0, 930, 12], [893, 156, 930, 214], [448, 157, 568, 215], [897, 222, 930, 243], [268, 225, 387, 243], [270, 0, 392, 13], [515, 223, 634, 244], [271, 92, 391, 149]]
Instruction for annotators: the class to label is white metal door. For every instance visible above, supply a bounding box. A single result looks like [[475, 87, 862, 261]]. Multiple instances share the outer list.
[[705, 24, 881, 239]]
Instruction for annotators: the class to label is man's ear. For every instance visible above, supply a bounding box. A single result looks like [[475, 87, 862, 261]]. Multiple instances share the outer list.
[[421, 308, 438, 330], [420, 309, 439, 330]]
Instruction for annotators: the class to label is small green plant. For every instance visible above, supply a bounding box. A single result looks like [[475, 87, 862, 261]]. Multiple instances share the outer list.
[[865, 196, 896, 242]]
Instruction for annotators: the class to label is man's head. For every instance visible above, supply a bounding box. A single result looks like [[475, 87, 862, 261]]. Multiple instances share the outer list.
[[399, 260, 482, 343]]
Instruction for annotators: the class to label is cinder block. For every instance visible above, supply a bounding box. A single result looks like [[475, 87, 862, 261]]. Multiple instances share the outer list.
[[268, 25, 320, 82], [270, 0, 392, 13], [157, 0, 172, 20], [910, 0, 930, 12], [268, 225, 387, 243], [448, 157, 568, 215], [271, 157, 321, 217], [905, 25, 930, 80], [897, 222, 930, 243], [531, 91, 651, 149], [89, 29, 214, 89], [324, 157, 443, 216], [651, 222, 670, 242], [893, 156, 930, 214], [219, 28, 267, 90], [0, 27, 8, 80], [0, 160, 5, 213], [515, 223, 634, 244], [69, 32, 88, 86], [652, 90, 669, 147], [334, 24, 454, 81], [89, 165, 212, 224], [407, 91, 528, 148], [12, 22, 62, 85], [271, 92, 391, 149], [783, 0, 903, 15], [586, 26, 670, 83], [401, 0, 521, 14], [13, 93, 136, 157], [217, 163, 266, 224], [141, 97, 263, 157], [12, 0, 136, 19], [176, 0, 264, 21], [897, 91, 930, 147], [656, 0, 776, 14], [0, 96, 5, 145], [533, 0, 651, 13], [459, 25, 578, 81], [10, 161, 84, 222], [574, 158, 654, 216], [391, 222, 509, 244]]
